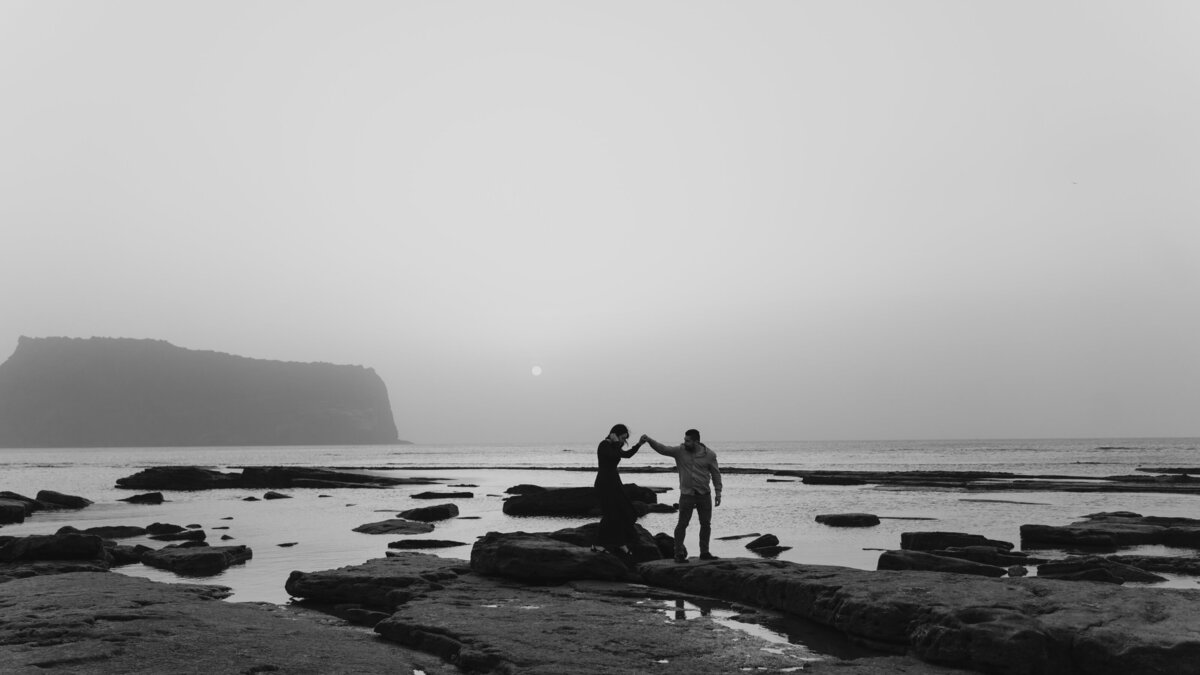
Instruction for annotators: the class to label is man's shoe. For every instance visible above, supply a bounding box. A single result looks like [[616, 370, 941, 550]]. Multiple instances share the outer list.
[[673, 555, 689, 563], [699, 553, 719, 561]]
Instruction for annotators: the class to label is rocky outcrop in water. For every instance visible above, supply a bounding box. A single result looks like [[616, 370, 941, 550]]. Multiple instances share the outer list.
[[0, 336, 402, 447], [114, 466, 433, 491], [1020, 511, 1200, 550]]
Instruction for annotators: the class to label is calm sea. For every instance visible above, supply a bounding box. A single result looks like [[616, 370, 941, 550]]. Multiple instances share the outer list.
[[2, 438, 1198, 604]]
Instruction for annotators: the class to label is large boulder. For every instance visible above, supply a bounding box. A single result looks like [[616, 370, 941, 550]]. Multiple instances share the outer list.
[[470, 531, 638, 583], [501, 485, 657, 517], [398, 503, 459, 522], [141, 543, 252, 576], [877, 550, 1008, 577]]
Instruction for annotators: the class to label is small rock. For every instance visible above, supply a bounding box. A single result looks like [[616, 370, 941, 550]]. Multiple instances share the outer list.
[[745, 534, 780, 550]]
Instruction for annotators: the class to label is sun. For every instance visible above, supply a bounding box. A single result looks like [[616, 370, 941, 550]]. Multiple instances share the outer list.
[[531, 365, 543, 377]]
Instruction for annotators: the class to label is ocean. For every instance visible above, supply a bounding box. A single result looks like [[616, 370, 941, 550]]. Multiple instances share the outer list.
[[2, 437, 1198, 605]]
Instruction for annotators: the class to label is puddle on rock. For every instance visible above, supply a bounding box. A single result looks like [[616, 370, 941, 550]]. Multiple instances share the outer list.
[[645, 597, 884, 663]]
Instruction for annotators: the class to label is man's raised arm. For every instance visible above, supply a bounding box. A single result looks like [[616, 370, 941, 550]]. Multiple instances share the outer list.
[[642, 435, 679, 457]]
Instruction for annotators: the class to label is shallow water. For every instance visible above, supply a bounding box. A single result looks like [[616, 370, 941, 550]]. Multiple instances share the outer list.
[[3, 438, 1200, 606]]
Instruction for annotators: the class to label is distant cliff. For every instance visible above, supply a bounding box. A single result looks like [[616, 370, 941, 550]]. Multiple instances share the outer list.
[[0, 337, 402, 448]]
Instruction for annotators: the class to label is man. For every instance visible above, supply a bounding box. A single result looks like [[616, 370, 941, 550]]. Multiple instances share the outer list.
[[642, 429, 722, 563]]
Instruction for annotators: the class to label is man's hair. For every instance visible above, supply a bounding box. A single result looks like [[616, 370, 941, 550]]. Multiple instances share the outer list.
[[685, 429, 700, 441], [610, 424, 629, 437]]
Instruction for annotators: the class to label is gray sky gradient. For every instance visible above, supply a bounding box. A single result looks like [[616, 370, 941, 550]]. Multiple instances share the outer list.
[[2, 2, 1198, 443]]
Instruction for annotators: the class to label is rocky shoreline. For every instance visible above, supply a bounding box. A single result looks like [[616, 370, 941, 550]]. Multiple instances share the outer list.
[[5, 465, 1200, 673]]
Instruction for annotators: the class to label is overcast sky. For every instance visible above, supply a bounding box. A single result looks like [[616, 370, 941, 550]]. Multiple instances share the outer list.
[[2, 2, 1198, 444]]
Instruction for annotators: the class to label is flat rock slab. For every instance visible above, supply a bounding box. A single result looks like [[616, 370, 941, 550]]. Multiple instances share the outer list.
[[141, 544, 253, 576], [290, 553, 970, 675], [0, 571, 453, 674], [638, 557, 1200, 675], [352, 518, 435, 535]]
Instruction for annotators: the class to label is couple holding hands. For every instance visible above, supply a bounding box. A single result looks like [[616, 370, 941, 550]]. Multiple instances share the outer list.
[[594, 423, 723, 564]]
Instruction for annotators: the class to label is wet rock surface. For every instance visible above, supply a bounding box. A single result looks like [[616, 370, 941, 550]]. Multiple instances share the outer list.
[[877, 550, 1008, 577], [0, 571, 453, 674], [638, 557, 1200, 675], [289, 553, 973, 675]]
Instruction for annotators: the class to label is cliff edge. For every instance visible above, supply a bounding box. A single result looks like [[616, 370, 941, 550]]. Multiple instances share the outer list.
[[0, 336, 401, 447]]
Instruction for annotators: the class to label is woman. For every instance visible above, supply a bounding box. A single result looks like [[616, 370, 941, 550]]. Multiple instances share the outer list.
[[594, 423, 645, 556]]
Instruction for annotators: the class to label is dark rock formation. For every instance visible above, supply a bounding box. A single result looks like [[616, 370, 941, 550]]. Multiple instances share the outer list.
[[115, 465, 431, 491], [638, 557, 1200, 675], [353, 519, 435, 535], [398, 503, 459, 522], [901, 531, 1014, 551], [0, 336, 401, 447], [816, 513, 880, 527], [35, 490, 93, 509], [57, 525, 147, 539], [148, 529, 206, 542], [504, 484, 546, 495], [119, 492, 165, 504], [774, 468, 1200, 496], [501, 484, 657, 517], [0, 499, 24, 524], [141, 543, 252, 576], [877, 550, 1008, 577], [1021, 511, 1200, 550], [387, 540, 468, 550], [0, 533, 107, 563], [745, 534, 779, 550], [411, 491, 473, 500], [470, 531, 638, 582]]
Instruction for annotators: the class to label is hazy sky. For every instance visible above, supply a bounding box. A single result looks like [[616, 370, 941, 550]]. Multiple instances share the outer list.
[[2, 2, 1198, 444]]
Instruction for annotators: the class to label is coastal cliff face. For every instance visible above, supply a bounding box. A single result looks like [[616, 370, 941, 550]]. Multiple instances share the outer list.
[[0, 337, 401, 447]]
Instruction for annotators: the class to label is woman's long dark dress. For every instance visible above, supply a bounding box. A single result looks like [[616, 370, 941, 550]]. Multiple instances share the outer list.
[[595, 438, 640, 550]]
